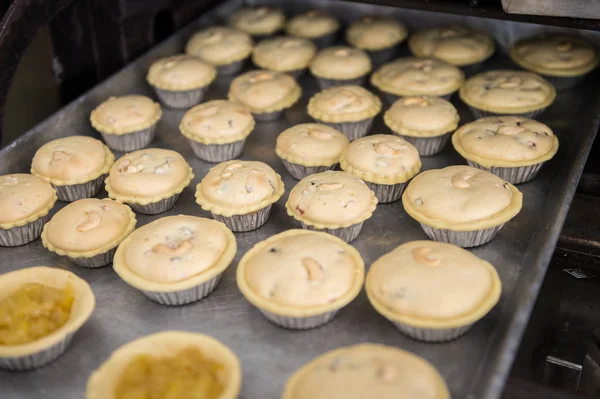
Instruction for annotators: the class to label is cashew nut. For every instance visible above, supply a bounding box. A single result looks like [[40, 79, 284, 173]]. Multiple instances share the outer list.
[[308, 128, 333, 139], [51, 150, 72, 163], [497, 126, 525, 136], [280, 39, 300, 48], [152, 239, 193, 255], [117, 160, 131, 173], [203, 31, 223, 44], [451, 171, 475, 189], [556, 41, 572, 52], [402, 97, 429, 107], [164, 58, 178, 68], [374, 142, 403, 156], [302, 257, 324, 281], [77, 211, 102, 232], [318, 182, 343, 191], [440, 29, 459, 38], [333, 49, 350, 57], [251, 72, 274, 82], [126, 105, 142, 118], [411, 247, 440, 267], [376, 364, 397, 382], [498, 76, 521, 89], [2, 176, 18, 185]]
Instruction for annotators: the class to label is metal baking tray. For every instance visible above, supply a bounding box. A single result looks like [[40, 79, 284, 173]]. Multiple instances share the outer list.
[[1, 0, 599, 398]]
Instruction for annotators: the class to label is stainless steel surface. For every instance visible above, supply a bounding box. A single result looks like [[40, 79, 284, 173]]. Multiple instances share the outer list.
[[1, 1, 600, 398]]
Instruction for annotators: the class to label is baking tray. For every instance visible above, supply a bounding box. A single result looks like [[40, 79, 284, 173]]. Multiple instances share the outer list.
[[1, 0, 600, 398]]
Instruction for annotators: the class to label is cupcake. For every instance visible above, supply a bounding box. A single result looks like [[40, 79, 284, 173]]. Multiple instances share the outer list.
[[105, 148, 194, 214], [276, 123, 349, 180], [113, 215, 236, 305], [195, 160, 285, 232], [286, 170, 378, 242], [510, 34, 599, 90], [307, 85, 382, 141], [252, 36, 317, 78], [0, 174, 57, 246], [285, 10, 340, 48], [402, 165, 523, 247], [236, 229, 365, 329], [86, 331, 241, 399], [0, 266, 95, 370], [459, 70, 556, 119], [309, 46, 372, 89], [185, 26, 253, 75], [179, 100, 255, 162], [90, 95, 162, 152], [366, 241, 501, 342], [41, 198, 136, 268], [228, 70, 301, 121], [408, 24, 495, 74], [371, 57, 465, 103], [346, 16, 408, 65], [228, 6, 285, 38], [146, 55, 216, 109], [282, 343, 450, 399], [31, 136, 114, 202], [384, 96, 459, 156], [452, 116, 558, 184], [340, 134, 421, 203]]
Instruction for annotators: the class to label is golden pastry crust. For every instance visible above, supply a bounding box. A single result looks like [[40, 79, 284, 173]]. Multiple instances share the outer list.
[[366, 240, 501, 328], [384, 96, 459, 138], [307, 85, 382, 123], [237, 229, 365, 318], [252, 36, 316, 72], [0, 174, 57, 229], [340, 134, 422, 184], [286, 10, 340, 39], [309, 46, 372, 80], [90, 95, 162, 135], [228, 6, 285, 36], [146, 55, 216, 91], [346, 16, 408, 51], [86, 331, 241, 399], [0, 267, 95, 359], [275, 123, 349, 167], [185, 26, 253, 66], [113, 216, 236, 294], [41, 198, 136, 259], [228, 70, 302, 114]]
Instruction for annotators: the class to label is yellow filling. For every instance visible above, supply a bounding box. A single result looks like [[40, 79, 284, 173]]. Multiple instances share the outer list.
[[115, 347, 225, 399], [0, 282, 74, 345]]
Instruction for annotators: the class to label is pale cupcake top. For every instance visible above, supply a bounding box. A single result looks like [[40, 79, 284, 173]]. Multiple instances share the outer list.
[[409, 24, 495, 66], [146, 55, 216, 91], [453, 116, 559, 168], [90, 95, 162, 135], [307, 85, 382, 123], [286, 10, 340, 39], [286, 171, 377, 228], [228, 6, 285, 36], [195, 160, 284, 216], [309, 46, 372, 80], [340, 134, 421, 184], [185, 26, 253, 66], [371, 57, 464, 97], [0, 174, 56, 227], [367, 241, 500, 324], [282, 344, 450, 399], [252, 36, 317, 72], [276, 123, 349, 167], [384, 96, 459, 137], [510, 34, 599, 77], [459, 70, 555, 113], [238, 230, 364, 309], [402, 165, 522, 230], [179, 100, 255, 144], [346, 16, 408, 51], [42, 198, 135, 255], [120, 216, 233, 283], [228, 70, 301, 113], [106, 149, 193, 204], [31, 136, 114, 185]]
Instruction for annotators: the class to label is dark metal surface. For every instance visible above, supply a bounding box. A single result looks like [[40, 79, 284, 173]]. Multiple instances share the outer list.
[[0, 1, 600, 398]]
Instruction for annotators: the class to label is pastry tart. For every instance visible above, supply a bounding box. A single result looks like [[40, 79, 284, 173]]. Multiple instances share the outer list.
[[286, 10, 340, 48], [252, 36, 316, 78], [228, 6, 285, 37], [346, 16, 408, 64], [309, 46, 372, 90]]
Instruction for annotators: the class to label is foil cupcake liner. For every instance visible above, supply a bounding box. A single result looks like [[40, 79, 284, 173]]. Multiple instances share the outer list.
[[127, 193, 181, 215], [0, 214, 50, 247], [467, 105, 547, 120], [216, 59, 245, 75], [313, 33, 337, 49], [385, 92, 453, 105], [281, 159, 336, 180], [188, 139, 245, 163], [141, 274, 222, 306], [365, 181, 406, 204], [320, 118, 373, 141], [392, 321, 473, 342], [53, 174, 106, 202], [367, 46, 397, 66], [100, 125, 157, 152], [212, 205, 272, 232], [396, 133, 452, 156], [316, 75, 367, 90], [0, 333, 74, 370], [541, 74, 586, 91], [466, 160, 544, 184], [420, 223, 504, 248], [69, 247, 117, 268], [253, 110, 283, 122], [154, 87, 206, 109], [259, 309, 338, 330], [300, 221, 364, 243]]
